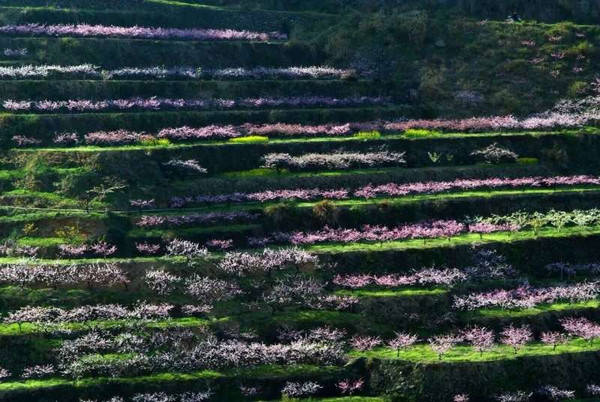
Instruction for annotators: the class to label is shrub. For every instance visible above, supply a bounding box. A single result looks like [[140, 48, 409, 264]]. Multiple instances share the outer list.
[[312, 200, 340, 225], [14, 153, 58, 192]]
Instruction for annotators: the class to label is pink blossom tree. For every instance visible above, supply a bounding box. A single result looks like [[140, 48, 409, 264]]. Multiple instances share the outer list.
[[462, 326, 495, 356], [429, 334, 461, 360], [500, 325, 532, 354], [540, 331, 568, 350], [387, 332, 418, 357], [336, 378, 364, 395]]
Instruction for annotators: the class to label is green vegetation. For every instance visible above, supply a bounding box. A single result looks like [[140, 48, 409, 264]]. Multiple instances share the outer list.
[[228, 136, 270, 144], [334, 288, 447, 298], [353, 338, 600, 363], [2, 1, 600, 400]]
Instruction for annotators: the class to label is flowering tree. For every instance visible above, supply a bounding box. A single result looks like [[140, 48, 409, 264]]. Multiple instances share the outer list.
[[281, 381, 323, 398], [3, 96, 387, 113], [500, 325, 532, 354], [561, 317, 600, 344], [184, 276, 242, 305], [453, 282, 600, 311], [351, 335, 382, 351], [168, 175, 600, 207], [387, 332, 418, 357], [262, 150, 406, 171], [495, 391, 532, 402], [336, 378, 364, 395], [334, 268, 466, 289], [90, 242, 118, 257], [537, 385, 575, 400], [0, 367, 11, 381], [205, 239, 234, 250], [429, 334, 461, 360], [166, 239, 208, 264], [470, 143, 518, 164], [0, 262, 129, 289], [587, 384, 600, 396], [135, 242, 161, 255], [21, 364, 55, 379], [540, 331, 568, 350], [145, 270, 181, 295], [163, 159, 207, 174], [0, 24, 287, 41], [217, 248, 318, 276], [462, 326, 495, 356]]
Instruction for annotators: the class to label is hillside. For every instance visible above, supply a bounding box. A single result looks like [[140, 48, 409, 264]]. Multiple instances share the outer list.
[[1, 1, 600, 401]]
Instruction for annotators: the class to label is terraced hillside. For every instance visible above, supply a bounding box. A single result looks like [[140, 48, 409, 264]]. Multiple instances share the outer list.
[[2, 1, 600, 401]]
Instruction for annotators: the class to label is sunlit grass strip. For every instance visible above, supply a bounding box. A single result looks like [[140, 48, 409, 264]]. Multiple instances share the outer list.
[[0, 364, 340, 392], [13, 127, 599, 152], [334, 288, 448, 298], [0, 370, 223, 392], [464, 299, 600, 319], [0, 209, 106, 224], [323, 186, 600, 205], [351, 338, 600, 363], [3, 225, 600, 266], [4, 178, 584, 219], [308, 225, 600, 254], [0, 316, 216, 336]]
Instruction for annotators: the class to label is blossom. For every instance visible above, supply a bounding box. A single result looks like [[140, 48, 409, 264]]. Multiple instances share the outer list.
[[350, 335, 382, 351], [500, 325, 532, 354], [388, 332, 418, 356], [428, 334, 461, 359], [0, 23, 286, 41], [281, 381, 322, 398]]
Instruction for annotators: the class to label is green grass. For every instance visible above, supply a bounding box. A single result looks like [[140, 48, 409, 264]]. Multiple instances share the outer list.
[[0, 364, 338, 393], [0, 369, 223, 392], [402, 128, 443, 138], [295, 186, 600, 208], [465, 299, 600, 319], [308, 225, 600, 254], [5, 185, 597, 223], [228, 135, 269, 144], [8, 173, 579, 221], [161, 184, 600, 216], [15, 236, 66, 247], [0, 209, 106, 224], [0, 316, 215, 336], [0, 189, 84, 208], [334, 288, 447, 298], [15, 128, 599, 153], [3, 224, 600, 268], [352, 338, 600, 363], [354, 130, 382, 140], [0, 169, 23, 180]]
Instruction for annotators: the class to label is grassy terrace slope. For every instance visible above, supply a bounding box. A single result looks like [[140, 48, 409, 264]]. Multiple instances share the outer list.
[[1, 0, 600, 401]]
